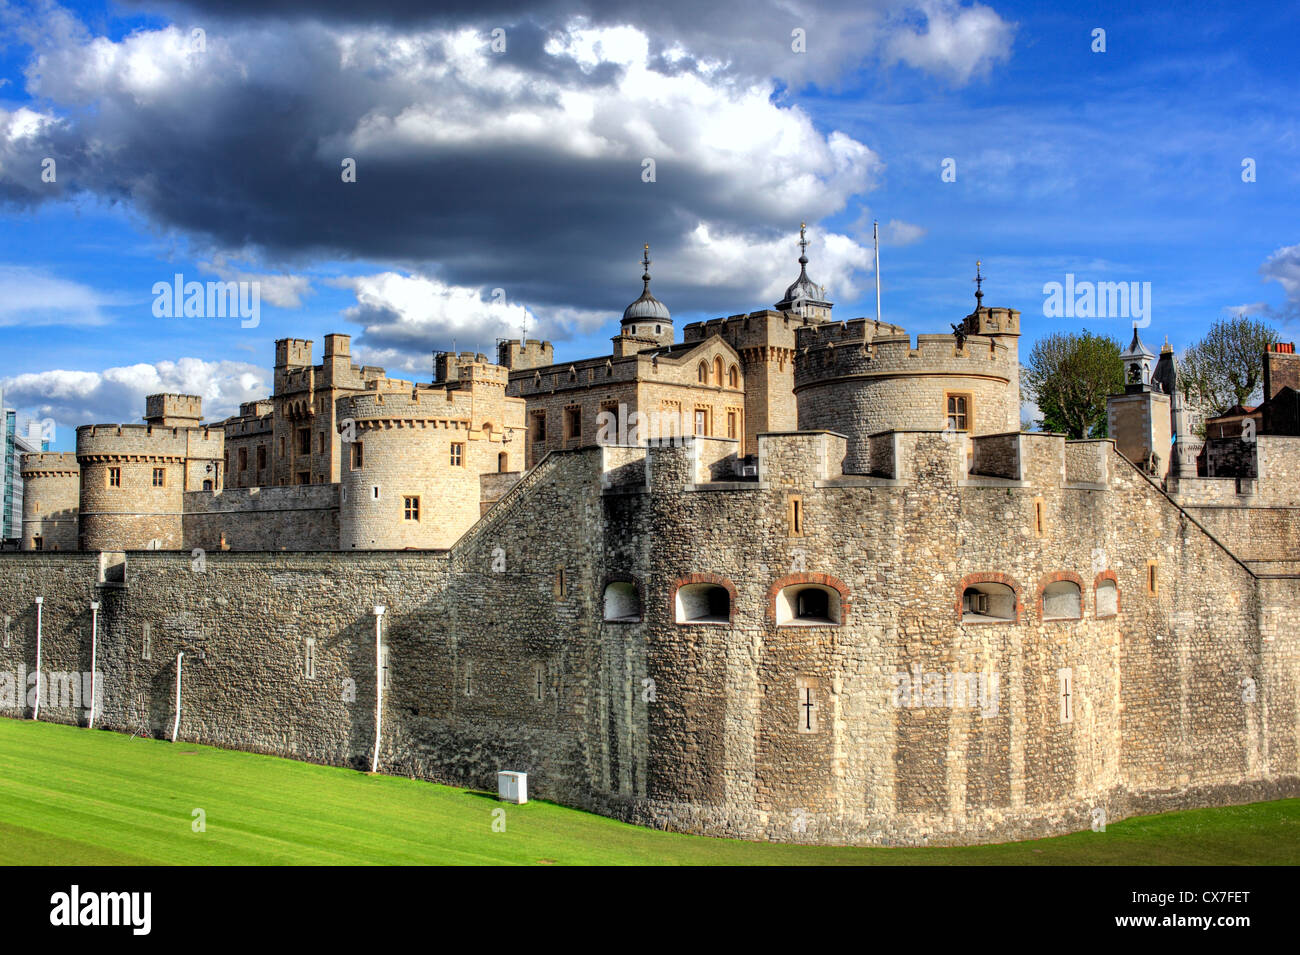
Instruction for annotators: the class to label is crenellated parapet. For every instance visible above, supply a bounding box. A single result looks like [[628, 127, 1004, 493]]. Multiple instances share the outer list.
[[793, 316, 1021, 473]]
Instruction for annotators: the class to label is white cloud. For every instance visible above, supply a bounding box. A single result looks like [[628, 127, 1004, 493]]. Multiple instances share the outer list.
[[1260, 243, 1300, 314], [883, 218, 927, 246], [0, 266, 118, 326], [885, 1, 1016, 85], [1, 358, 268, 432]]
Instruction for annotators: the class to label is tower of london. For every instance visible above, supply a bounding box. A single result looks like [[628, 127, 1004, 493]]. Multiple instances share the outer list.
[[3, 228, 1298, 846]]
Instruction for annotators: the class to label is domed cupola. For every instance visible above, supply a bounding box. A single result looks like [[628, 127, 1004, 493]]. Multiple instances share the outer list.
[[775, 222, 833, 321], [618, 244, 673, 348]]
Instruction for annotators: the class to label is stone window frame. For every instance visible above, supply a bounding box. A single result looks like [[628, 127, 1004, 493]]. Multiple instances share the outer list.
[[697, 361, 708, 384], [945, 390, 973, 432], [1145, 559, 1159, 596], [563, 404, 582, 442], [141, 622, 152, 661], [1032, 496, 1047, 538], [238, 447, 248, 472], [670, 573, 737, 626], [601, 574, 643, 623], [403, 495, 420, 522], [726, 408, 739, 439], [297, 427, 311, 456], [351, 441, 364, 471], [107, 467, 121, 488], [955, 573, 1022, 625], [1037, 570, 1086, 623], [693, 405, 710, 437], [2, 614, 10, 649], [796, 675, 820, 733], [554, 565, 568, 599], [530, 410, 547, 443], [152, 467, 166, 488], [766, 572, 851, 628], [713, 356, 724, 386], [533, 661, 546, 703], [1094, 570, 1121, 618], [787, 493, 804, 537], [257, 445, 268, 471], [450, 442, 465, 467], [728, 364, 740, 389], [304, 637, 317, 680]]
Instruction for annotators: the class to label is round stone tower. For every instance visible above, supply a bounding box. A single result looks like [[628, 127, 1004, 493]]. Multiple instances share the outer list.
[[339, 365, 518, 550], [76, 422, 191, 550], [794, 301, 1021, 474], [20, 452, 80, 551]]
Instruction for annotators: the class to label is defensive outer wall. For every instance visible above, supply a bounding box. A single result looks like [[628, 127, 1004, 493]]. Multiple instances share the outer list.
[[2, 429, 1297, 846]]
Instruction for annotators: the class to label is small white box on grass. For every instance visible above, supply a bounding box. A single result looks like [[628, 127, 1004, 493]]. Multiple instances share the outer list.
[[498, 771, 528, 804]]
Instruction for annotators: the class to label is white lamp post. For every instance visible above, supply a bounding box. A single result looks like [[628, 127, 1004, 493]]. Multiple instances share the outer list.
[[88, 600, 100, 729], [371, 606, 385, 773]]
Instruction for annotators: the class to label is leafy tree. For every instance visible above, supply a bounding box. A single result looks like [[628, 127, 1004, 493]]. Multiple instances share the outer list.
[[1179, 314, 1277, 419], [1021, 331, 1124, 439]]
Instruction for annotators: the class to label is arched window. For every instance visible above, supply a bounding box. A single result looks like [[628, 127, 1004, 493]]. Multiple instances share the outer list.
[[1042, 580, 1083, 620], [698, 361, 708, 384], [728, 365, 739, 388], [713, 357, 723, 386], [498, 451, 509, 473], [1096, 578, 1118, 617], [775, 584, 841, 626], [961, 582, 1016, 622], [675, 583, 731, 624], [202, 479, 213, 491], [603, 581, 641, 622]]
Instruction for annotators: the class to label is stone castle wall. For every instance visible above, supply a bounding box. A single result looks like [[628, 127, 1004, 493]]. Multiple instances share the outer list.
[[182, 484, 340, 552], [2, 431, 1295, 846]]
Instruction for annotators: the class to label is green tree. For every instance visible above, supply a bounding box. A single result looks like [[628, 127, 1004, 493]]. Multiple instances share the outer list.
[[1179, 314, 1277, 419], [1021, 331, 1124, 439]]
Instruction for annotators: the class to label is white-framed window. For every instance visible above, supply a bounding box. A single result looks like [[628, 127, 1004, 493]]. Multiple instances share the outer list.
[[305, 638, 317, 680]]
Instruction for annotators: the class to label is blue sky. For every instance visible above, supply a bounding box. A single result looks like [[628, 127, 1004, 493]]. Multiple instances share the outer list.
[[1, 0, 1297, 451]]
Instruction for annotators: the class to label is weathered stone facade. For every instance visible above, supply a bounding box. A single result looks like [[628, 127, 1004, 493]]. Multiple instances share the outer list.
[[19, 453, 79, 551], [2, 423, 1296, 846]]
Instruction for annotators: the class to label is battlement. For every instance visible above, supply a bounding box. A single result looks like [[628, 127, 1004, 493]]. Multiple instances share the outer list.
[[497, 339, 554, 372], [793, 322, 1014, 387], [682, 309, 833, 349], [239, 400, 274, 418], [339, 385, 481, 424], [274, 338, 313, 368], [76, 423, 202, 458], [323, 333, 350, 358], [144, 393, 203, 426], [20, 452, 79, 477], [436, 351, 490, 383]]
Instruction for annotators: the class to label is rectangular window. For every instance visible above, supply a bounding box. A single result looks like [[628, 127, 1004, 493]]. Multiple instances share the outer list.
[[450, 443, 465, 467], [564, 406, 581, 441], [788, 495, 803, 536], [2, 615, 10, 649], [297, 428, 311, 455], [152, 467, 165, 487], [351, 442, 363, 469], [305, 638, 317, 680], [1059, 667, 1073, 723], [108, 467, 121, 488], [694, 408, 708, 436], [946, 393, 971, 431], [380, 646, 390, 690], [296, 471, 310, 485], [279, 436, 286, 457], [142, 623, 152, 661], [238, 447, 248, 472], [463, 661, 472, 697], [33, 536, 43, 551], [318, 432, 326, 454], [1033, 497, 1046, 537], [531, 412, 546, 443], [404, 496, 420, 521], [534, 663, 545, 702], [727, 411, 737, 439], [1146, 560, 1159, 596], [257, 446, 267, 470], [554, 566, 567, 598]]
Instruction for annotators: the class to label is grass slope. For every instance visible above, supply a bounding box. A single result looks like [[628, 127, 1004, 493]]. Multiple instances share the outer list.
[[0, 718, 1296, 865]]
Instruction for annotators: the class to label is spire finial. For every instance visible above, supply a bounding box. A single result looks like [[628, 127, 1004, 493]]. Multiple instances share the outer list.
[[798, 222, 809, 268], [641, 243, 652, 291], [973, 259, 984, 309]]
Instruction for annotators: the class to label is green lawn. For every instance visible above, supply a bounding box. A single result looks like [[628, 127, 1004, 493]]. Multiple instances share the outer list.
[[0, 718, 1295, 865]]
